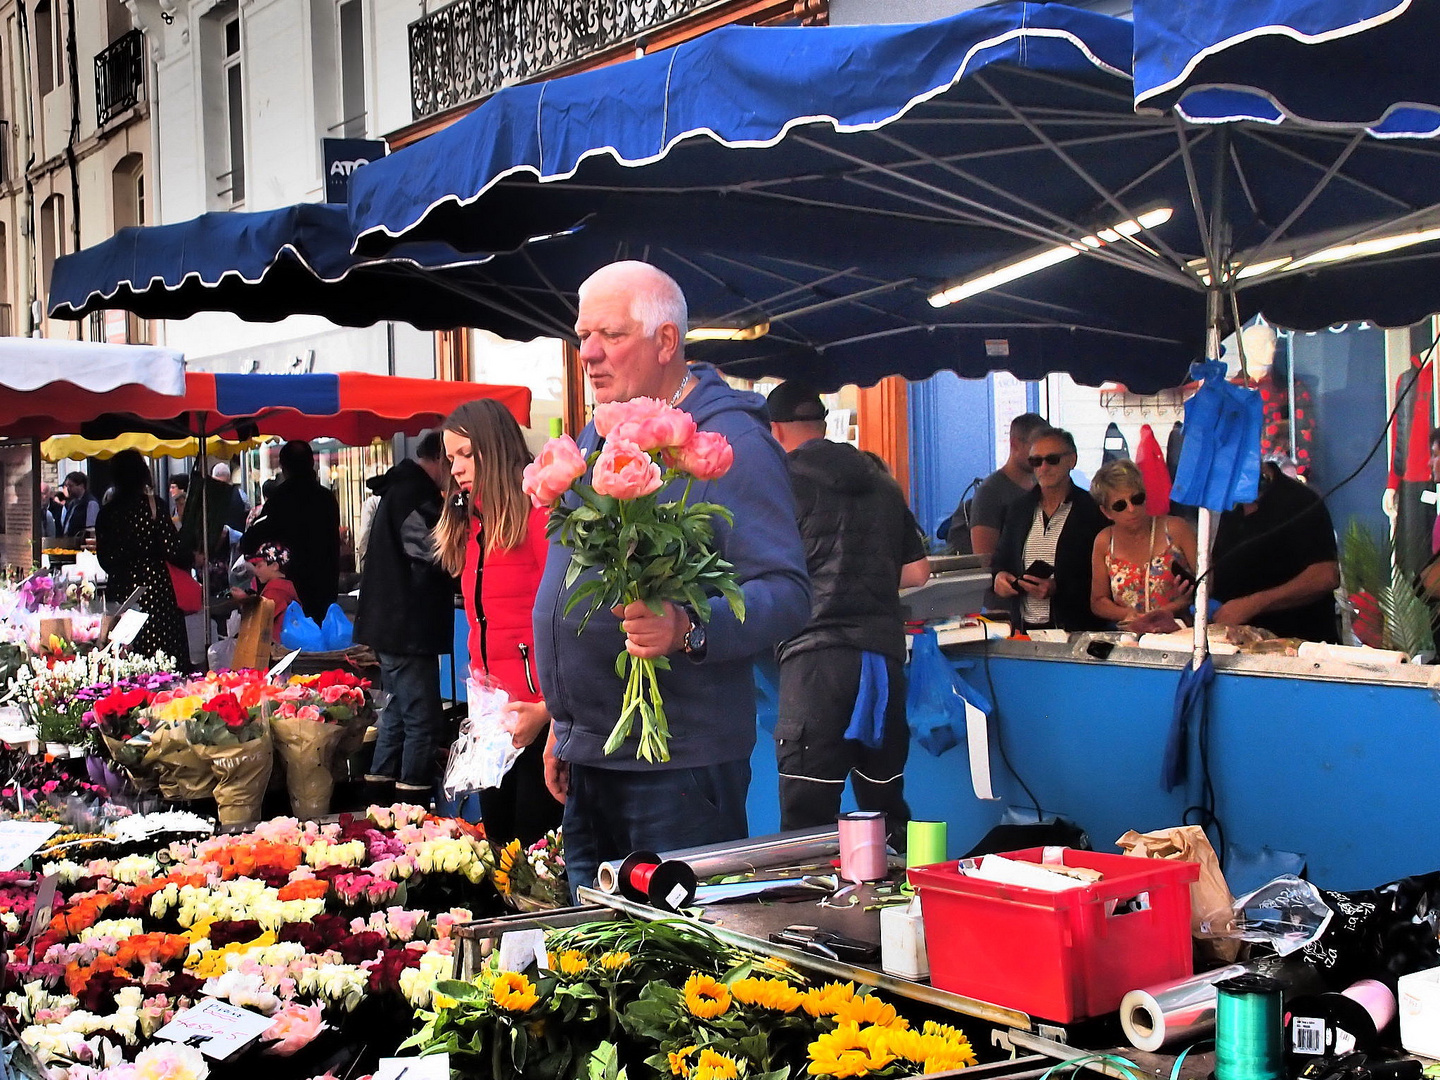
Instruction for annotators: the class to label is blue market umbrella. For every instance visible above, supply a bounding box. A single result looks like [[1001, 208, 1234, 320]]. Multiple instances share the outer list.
[[348, 3, 1440, 396], [47, 202, 574, 341], [1132, 0, 1440, 135]]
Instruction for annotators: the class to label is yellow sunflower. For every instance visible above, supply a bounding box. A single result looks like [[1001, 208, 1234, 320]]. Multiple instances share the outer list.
[[731, 976, 804, 1013], [668, 1045, 700, 1077], [555, 949, 589, 976], [491, 971, 539, 1012], [807, 1024, 896, 1078], [691, 1048, 741, 1080], [683, 973, 732, 1019], [801, 981, 857, 1018], [831, 992, 906, 1030], [599, 950, 631, 972], [492, 839, 522, 895]]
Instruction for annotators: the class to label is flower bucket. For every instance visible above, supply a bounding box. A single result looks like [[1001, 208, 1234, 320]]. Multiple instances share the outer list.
[[271, 716, 345, 819], [191, 729, 274, 825], [149, 723, 214, 802]]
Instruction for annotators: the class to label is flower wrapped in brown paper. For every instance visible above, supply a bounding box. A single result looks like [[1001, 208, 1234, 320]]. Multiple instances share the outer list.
[[148, 722, 214, 801], [1117, 824, 1240, 962], [101, 732, 159, 794], [191, 727, 274, 825], [270, 715, 345, 819]]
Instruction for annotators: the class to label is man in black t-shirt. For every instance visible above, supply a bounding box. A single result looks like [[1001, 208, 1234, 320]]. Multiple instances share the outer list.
[[1211, 462, 1340, 643]]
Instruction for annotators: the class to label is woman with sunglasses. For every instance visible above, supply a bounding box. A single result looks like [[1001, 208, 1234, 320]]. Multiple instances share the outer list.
[[992, 427, 1108, 631], [1088, 459, 1198, 632]]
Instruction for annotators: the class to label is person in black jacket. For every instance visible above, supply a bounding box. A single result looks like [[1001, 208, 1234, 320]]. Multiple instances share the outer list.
[[992, 426, 1107, 632], [354, 433, 454, 796], [242, 441, 340, 623], [767, 381, 931, 842]]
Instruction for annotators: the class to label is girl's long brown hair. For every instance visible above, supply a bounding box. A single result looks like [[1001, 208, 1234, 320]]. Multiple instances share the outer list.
[[433, 399, 534, 575]]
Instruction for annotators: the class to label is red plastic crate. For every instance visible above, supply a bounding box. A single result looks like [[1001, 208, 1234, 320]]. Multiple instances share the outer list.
[[907, 848, 1198, 1022]]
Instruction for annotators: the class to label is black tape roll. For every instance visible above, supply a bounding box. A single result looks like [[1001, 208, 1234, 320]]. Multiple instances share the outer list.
[[643, 860, 698, 913], [1284, 993, 1380, 1059]]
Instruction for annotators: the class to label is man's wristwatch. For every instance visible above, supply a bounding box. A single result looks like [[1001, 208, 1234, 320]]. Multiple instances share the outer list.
[[680, 605, 707, 658]]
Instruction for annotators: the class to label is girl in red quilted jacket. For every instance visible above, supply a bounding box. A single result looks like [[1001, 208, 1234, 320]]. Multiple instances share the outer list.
[[434, 399, 563, 846]]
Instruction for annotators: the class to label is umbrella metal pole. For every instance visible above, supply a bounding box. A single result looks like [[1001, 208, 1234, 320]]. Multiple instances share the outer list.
[[200, 422, 212, 656], [1192, 287, 1224, 669]]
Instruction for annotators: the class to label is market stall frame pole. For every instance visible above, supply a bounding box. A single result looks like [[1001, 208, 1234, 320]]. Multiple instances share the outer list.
[[1186, 124, 1233, 671]]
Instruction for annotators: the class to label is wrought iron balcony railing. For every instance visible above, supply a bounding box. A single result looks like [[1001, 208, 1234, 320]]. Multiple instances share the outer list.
[[95, 29, 145, 128], [409, 0, 722, 119]]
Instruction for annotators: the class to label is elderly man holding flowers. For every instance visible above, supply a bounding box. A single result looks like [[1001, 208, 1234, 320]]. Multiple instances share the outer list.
[[530, 261, 810, 899]]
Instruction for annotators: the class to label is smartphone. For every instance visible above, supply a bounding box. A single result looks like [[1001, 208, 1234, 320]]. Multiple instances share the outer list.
[[1171, 559, 1196, 587], [1023, 559, 1055, 580]]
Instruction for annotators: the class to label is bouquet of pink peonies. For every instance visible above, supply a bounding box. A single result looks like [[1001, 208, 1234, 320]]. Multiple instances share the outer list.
[[523, 397, 745, 763]]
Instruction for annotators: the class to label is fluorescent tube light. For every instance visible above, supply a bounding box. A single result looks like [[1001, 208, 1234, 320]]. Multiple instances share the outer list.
[[685, 321, 770, 342], [928, 208, 1173, 308]]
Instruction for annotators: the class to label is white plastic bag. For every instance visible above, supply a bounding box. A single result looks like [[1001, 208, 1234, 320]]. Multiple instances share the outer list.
[[442, 677, 521, 797]]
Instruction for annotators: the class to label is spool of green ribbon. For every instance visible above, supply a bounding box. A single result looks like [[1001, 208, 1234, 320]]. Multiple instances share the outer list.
[[1215, 973, 1285, 1080], [906, 820, 947, 867]]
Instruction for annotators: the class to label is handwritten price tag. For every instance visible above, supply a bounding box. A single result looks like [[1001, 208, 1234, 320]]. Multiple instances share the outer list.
[[374, 1054, 449, 1080], [153, 998, 274, 1059], [108, 610, 149, 648], [0, 821, 60, 872]]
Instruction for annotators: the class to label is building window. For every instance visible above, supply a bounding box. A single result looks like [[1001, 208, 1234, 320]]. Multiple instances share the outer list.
[[338, 0, 365, 137], [112, 153, 144, 229], [39, 193, 63, 299], [34, 0, 61, 96], [223, 15, 244, 204], [106, 0, 132, 42]]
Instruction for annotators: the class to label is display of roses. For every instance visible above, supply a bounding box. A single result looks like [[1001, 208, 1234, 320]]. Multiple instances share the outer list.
[[1, 805, 489, 1080], [523, 398, 746, 763]]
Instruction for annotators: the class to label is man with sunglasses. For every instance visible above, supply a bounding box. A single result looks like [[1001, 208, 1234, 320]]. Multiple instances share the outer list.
[[1210, 460, 1340, 642], [961, 412, 1049, 609], [992, 427, 1108, 632]]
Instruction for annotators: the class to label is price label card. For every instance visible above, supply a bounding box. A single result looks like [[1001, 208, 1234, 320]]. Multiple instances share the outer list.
[[496, 928, 546, 974], [0, 821, 60, 872], [153, 998, 274, 1059], [108, 609, 149, 647], [374, 1054, 449, 1080], [267, 649, 301, 683]]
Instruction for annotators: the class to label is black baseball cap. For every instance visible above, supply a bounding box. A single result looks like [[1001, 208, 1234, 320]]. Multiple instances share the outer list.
[[765, 381, 826, 423]]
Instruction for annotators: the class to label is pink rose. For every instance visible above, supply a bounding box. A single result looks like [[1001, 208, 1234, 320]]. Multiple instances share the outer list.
[[261, 1002, 325, 1056], [666, 430, 735, 481], [591, 439, 663, 500], [522, 434, 587, 508]]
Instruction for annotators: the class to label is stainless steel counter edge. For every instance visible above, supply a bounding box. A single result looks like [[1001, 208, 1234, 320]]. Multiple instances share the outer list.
[[578, 887, 1034, 1031], [944, 637, 1440, 687]]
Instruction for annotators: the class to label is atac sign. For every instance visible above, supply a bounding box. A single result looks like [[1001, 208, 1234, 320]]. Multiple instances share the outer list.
[[323, 138, 387, 203]]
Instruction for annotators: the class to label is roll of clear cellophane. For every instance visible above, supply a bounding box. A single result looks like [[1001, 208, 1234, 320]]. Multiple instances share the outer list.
[[1120, 957, 1327, 1053], [597, 825, 842, 892]]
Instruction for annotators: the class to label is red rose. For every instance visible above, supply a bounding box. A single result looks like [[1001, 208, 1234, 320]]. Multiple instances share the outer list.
[[208, 692, 247, 728]]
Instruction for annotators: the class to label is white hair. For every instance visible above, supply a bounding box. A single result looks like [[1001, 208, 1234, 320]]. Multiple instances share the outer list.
[[578, 260, 688, 340], [210, 462, 232, 482]]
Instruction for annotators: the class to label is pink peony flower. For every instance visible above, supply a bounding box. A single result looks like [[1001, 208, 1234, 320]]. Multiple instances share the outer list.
[[261, 1002, 325, 1057], [522, 434, 587, 508], [592, 397, 660, 438], [132, 1044, 208, 1080], [612, 411, 695, 453], [666, 429, 735, 481], [591, 439, 663, 500]]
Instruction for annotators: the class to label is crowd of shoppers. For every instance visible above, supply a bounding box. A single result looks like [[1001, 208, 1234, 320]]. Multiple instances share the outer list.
[[53, 258, 1355, 899]]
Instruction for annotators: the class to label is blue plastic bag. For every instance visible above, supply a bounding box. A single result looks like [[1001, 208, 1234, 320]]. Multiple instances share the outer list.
[[904, 629, 965, 756], [320, 603, 354, 651], [1171, 359, 1263, 511], [280, 602, 325, 652]]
